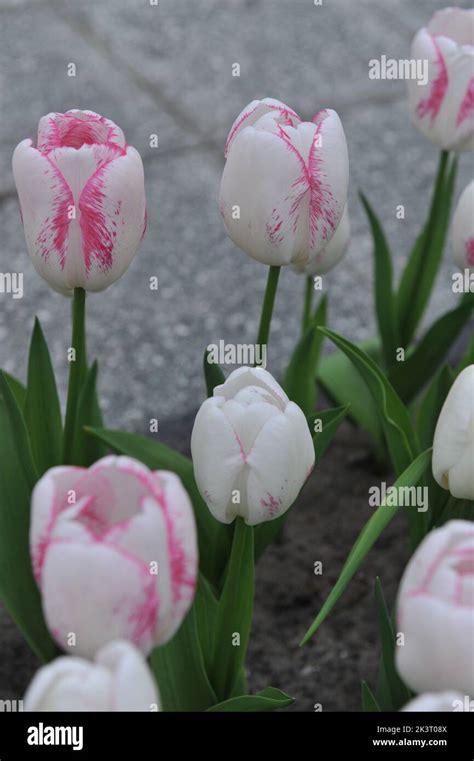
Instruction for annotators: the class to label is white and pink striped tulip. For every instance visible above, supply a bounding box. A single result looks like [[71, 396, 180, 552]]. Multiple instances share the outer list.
[[13, 110, 146, 295], [395, 520, 474, 697], [30, 456, 198, 659], [219, 98, 349, 267], [451, 181, 474, 271], [24, 640, 159, 712], [191, 366, 315, 525], [407, 8, 474, 152]]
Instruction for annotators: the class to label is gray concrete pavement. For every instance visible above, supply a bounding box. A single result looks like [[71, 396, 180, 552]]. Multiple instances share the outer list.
[[0, 0, 472, 432]]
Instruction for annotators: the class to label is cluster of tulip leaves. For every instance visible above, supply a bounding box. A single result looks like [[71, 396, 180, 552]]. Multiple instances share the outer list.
[[299, 324, 473, 711], [0, 292, 348, 712], [319, 151, 473, 463]]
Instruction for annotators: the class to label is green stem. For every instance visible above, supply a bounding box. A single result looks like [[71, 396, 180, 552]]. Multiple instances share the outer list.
[[211, 518, 254, 701], [255, 266, 281, 356], [302, 276, 314, 333], [63, 288, 87, 463]]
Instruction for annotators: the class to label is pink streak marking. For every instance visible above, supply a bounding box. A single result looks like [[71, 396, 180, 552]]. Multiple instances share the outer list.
[[79, 158, 118, 273], [466, 238, 474, 266], [35, 157, 74, 270], [416, 37, 448, 124], [456, 78, 474, 127], [260, 493, 282, 517]]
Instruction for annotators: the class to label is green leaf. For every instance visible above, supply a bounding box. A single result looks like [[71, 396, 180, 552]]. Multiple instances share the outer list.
[[417, 365, 454, 451], [24, 318, 62, 475], [359, 192, 399, 367], [300, 448, 432, 644], [397, 152, 456, 345], [361, 681, 381, 712], [211, 519, 254, 701], [203, 349, 225, 397], [388, 298, 473, 403], [374, 577, 411, 710], [318, 328, 417, 475], [208, 687, 294, 712], [70, 361, 106, 466], [3, 372, 26, 409], [150, 605, 217, 711], [284, 295, 327, 416], [194, 572, 218, 677], [317, 337, 386, 460], [309, 404, 349, 460], [85, 427, 231, 585], [0, 372, 56, 662]]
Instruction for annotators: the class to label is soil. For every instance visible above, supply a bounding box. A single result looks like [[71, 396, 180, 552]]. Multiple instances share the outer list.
[[0, 414, 409, 712]]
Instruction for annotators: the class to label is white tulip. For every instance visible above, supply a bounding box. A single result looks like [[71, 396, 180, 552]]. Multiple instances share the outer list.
[[402, 691, 471, 712], [396, 520, 474, 696], [219, 98, 349, 267], [13, 110, 146, 295], [191, 367, 315, 525], [432, 365, 474, 500], [293, 205, 350, 276], [451, 181, 474, 271], [24, 640, 159, 711], [407, 8, 474, 152]]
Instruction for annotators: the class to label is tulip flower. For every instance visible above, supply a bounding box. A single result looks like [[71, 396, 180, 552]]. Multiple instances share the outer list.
[[395, 520, 474, 696], [219, 98, 349, 267], [293, 205, 350, 276], [30, 456, 198, 658], [13, 110, 146, 295], [191, 366, 315, 525], [451, 181, 474, 271], [432, 364, 474, 500], [407, 8, 474, 152], [402, 691, 469, 712], [24, 640, 159, 711]]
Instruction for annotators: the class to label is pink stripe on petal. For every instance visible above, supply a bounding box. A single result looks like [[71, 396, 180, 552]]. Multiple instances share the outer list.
[[456, 77, 474, 127], [36, 157, 74, 270], [466, 238, 474, 266], [416, 37, 449, 124], [79, 159, 118, 273]]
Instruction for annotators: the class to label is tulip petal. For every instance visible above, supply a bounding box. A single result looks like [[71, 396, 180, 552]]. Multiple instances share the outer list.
[[224, 97, 300, 157], [246, 402, 314, 525], [12, 140, 75, 294], [42, 539, 158, 657], [190, 399, 244, 523], [37, 110, 125, 153], [77, 145, 146, 291], [97, 640, 159, 711]]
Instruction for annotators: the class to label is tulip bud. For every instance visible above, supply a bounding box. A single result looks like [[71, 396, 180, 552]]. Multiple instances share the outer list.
[[432, 365, 474, 500], [293, 205, 350, 276], [407, 8, 474, 152], [402, 691, 469, 712], [451, 181, 474, 271], [396, 520, 474, 696], [191, 366, 315, 525], [30, 456, 198, 658], [219, 98, 349, 267], [24, 640, 159, 711], [13, 110, 146, 295]]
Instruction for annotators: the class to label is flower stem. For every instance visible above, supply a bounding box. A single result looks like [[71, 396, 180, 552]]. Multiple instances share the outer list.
[[63, 287, 87, 464], [302, 275, 313, 333], [255, 265, 281, 358]]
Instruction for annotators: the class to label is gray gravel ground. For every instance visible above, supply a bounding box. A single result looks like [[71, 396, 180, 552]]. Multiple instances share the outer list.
[[0, 0, 472, 428]]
